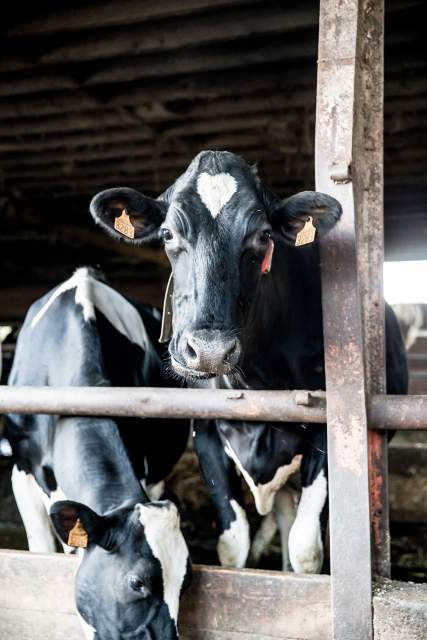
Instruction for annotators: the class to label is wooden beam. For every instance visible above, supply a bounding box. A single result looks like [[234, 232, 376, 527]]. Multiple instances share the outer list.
[[0, 50, 317, 98], [5, 0, 421, 37], [0, 66, 314, 121], [4, 0, 259, 36], [0, 110, 154, 137], [2, 90, 314, 144], [1, 6, 319, 72], [0, 104, 312, 138], [0, 96, 315, 139]]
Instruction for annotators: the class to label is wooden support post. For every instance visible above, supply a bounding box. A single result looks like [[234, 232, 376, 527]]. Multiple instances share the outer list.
[[315, 0, 382, 637]]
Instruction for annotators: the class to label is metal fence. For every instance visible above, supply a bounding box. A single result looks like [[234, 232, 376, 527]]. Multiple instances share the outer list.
[[0, 1, 426, 640]]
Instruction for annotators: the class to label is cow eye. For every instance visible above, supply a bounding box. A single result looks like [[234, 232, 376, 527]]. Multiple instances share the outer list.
[[260, 229, 272, 243], [160, 227, 173, 242], [128, 575, 151, 598]]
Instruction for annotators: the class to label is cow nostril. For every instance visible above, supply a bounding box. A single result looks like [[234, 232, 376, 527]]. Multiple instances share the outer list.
[[224, 339, 237, 362], [185, 338, 197, 360]]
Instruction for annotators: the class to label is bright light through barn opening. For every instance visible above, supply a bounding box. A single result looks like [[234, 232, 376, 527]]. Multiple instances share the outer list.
[[384, 261, 427, 305]]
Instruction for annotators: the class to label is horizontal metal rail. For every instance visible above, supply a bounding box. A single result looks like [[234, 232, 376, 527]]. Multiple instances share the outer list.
[[1, 386, 427, 429]]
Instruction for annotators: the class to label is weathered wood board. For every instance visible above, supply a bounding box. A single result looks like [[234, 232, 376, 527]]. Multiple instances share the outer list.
[[0, 551, 426, 640]]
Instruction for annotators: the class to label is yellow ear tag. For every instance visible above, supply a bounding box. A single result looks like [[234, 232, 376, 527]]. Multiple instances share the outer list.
[[114, 209, 135, 239], [67, 519, 88, 548], [295, 216, 316, 247]]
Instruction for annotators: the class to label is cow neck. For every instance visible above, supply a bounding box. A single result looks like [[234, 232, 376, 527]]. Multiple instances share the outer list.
[[54, 417, 147, 516], [238, 242, 324, 390]]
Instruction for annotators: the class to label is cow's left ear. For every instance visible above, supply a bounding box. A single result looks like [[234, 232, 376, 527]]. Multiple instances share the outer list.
[[90, 187, 167, 244], [50, 500, 109, 549], [270, 191, 342, 245]]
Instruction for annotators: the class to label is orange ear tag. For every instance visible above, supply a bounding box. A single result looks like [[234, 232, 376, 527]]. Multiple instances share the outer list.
[[295, 216, 316, 247], [67, 519, 88, 548], [114, 209, 135, 239], [261, 238, 274, 275]]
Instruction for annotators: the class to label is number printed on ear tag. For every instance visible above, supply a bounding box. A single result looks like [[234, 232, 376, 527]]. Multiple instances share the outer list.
[[295, 216, 316, 247], [114, 209, 135, 239]]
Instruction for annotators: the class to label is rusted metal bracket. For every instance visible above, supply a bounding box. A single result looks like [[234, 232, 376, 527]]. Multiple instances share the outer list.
[[330, 161, 352, 184]]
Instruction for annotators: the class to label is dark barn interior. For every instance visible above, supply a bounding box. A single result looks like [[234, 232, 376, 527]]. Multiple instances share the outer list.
[[0, 0, 426, 583]]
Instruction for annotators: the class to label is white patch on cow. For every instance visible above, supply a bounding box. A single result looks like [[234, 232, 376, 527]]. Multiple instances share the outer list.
[[138, 501, 188, 625], [224, 439, 302, 516], [217, 499, 250, 568], [196, 172, 237, 218], [74, 270, 95, 321], [30, 268, 150, 352], [288, 470, 327, 574], [31, 268, 95, 327], [11, 465, 56, 553], [76, 609, 96, 640], [146, 481, 165, 501], [139, 474, 164, 501], [0, 437, 12, 456]]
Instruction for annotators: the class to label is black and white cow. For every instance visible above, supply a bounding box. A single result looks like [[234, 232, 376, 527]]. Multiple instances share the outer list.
[[6, 268, 191, 639], [90, 150, 408, 573]]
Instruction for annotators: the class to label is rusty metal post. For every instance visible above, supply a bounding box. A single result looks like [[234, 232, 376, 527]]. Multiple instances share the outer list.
[[352, 0, 390, 578], [316, 0, 376, 638]]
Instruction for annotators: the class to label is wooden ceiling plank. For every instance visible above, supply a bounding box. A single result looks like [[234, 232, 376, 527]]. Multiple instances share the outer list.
[[5, 0, 261, 37]]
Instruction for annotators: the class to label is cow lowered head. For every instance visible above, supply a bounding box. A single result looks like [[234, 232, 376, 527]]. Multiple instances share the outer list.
[[90, 151, 342, 381], [50, 498, 191, 640]]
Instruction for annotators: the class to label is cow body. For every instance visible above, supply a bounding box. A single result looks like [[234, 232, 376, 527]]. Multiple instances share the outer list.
[[90, 150, 408, 573], [7, 268, 190, 639]]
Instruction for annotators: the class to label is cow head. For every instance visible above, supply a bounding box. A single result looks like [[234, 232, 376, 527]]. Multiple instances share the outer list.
[[50, 499, 191, 640], [90, 151, 342, 380]]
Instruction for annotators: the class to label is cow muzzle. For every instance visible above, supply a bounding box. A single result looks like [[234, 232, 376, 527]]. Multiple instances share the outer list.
[[173, 329, 241, 377]]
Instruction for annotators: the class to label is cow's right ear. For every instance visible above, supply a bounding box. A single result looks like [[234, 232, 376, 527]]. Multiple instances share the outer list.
[[90, 187, 167, 244], [50, 500, 109, 549]]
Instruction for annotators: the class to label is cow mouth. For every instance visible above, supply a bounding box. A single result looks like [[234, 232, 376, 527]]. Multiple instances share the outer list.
[[170, 355, 217, 380]]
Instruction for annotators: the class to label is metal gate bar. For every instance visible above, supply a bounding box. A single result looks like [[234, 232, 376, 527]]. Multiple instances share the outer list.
[[316, 0, 379, 638], [1, 386, 427, 429], [351, 0, 391, 579]]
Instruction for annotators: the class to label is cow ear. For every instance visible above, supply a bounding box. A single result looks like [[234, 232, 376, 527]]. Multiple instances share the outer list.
[[50, 500, 110, 549], [270, 191, 342, 245], [90, 187, 167, 244]]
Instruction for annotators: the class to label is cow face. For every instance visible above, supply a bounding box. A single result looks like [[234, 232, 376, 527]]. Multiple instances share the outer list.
[[90, 151, 341, 380], [50, 499, 191, 640]]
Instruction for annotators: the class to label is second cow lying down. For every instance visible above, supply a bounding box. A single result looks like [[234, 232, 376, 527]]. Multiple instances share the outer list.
[[6, 268, 191, 640]]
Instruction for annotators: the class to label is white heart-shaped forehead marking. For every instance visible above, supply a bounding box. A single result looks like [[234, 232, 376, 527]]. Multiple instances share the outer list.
[[196, 172, 237, 218]]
